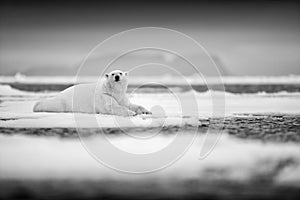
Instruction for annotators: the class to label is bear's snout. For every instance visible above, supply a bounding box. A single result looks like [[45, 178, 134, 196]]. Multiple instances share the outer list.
[[115, 75, 120, 82]]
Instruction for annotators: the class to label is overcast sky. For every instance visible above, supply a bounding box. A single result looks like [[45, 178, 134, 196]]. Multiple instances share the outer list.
[[0, 0, 300, 76]]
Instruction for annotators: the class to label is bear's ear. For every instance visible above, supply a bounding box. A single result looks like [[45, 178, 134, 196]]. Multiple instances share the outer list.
[[105, 73, 109, 78], [124, 72, 128, 76]]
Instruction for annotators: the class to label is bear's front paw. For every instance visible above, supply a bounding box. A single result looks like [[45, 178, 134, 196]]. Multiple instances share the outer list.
[[127, 110, 137, 116], [136, 106, 152, 115]]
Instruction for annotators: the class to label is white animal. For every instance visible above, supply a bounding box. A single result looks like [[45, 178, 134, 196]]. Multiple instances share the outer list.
[[33, 70, 151, 116]]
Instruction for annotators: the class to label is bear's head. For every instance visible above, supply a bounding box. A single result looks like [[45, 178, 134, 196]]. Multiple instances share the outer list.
[[105, 70, 128, 82], [104, 70, 129, 92]]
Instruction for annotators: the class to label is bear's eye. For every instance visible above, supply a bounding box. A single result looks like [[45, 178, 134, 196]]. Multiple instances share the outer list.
[[112, 73, 115, 76], [120, 72, 123, 75]]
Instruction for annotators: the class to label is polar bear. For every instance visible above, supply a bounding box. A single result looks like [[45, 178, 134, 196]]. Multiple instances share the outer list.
[[33, 70, 151, 116]]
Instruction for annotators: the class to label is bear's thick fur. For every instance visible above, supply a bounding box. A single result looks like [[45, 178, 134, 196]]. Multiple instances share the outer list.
[[33, 70, 151, 116]]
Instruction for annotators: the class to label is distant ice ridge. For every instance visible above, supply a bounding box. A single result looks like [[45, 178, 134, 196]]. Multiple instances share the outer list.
[[1, 74, 300, 84], [0, 85, 56, 96], [1, 84, 300, 98], [0, 85, 31, 96]]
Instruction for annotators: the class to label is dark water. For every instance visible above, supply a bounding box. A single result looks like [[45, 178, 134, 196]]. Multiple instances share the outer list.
[[1, 114, 299, 142], [1, 180, 300, 200]]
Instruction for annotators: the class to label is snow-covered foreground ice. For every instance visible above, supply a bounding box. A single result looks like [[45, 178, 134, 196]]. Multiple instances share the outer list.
[[0, 133, 299, 185], [0, 85, 300, 128]]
